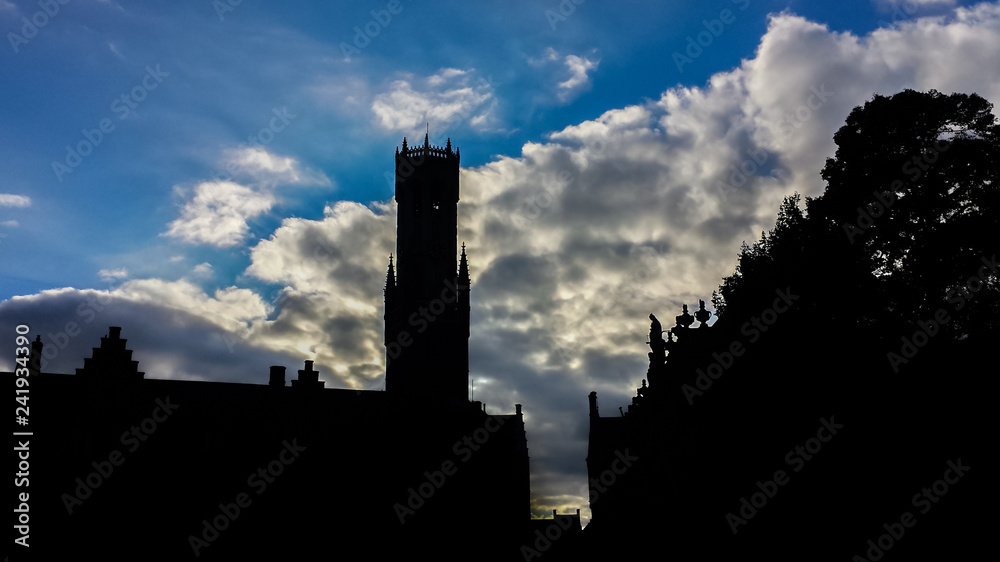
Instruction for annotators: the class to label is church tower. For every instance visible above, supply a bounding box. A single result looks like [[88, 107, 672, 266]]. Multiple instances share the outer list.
[[384, 134, 471, 407]]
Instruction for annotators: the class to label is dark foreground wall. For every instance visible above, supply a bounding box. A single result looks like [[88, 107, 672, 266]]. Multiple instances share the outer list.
[[9, 369, 532, 561]]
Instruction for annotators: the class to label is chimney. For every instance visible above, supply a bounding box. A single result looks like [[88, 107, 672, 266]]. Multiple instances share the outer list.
[[269, 366, 286, 387], [292, 360, 325, 390], [109, 326, 122, 340], [515, 404, 522, 416], [589, 391, 599, 417]]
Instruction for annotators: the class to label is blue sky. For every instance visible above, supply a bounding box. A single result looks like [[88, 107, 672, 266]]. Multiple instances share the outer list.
[[3, 0, 999, 523]]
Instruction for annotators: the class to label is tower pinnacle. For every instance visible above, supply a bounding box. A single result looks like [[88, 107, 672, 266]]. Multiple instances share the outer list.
[[384, 254, 396, 295], [459, 242, 470, 286]]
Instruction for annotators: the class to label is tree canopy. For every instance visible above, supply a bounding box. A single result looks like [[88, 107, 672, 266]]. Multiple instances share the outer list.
[[715, 89, 999, 349]]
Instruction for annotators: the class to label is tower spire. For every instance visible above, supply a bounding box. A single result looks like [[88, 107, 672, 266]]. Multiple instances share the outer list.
[[384, 254, 396, 295], [459, 242, 470, 285]]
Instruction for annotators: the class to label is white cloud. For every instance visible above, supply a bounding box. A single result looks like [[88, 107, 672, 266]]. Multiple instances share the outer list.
[[0, 194, 31, 207], [527, 47, 561, 66], [164, 147, 331, 247], [427, 67, 468, 86], [164, 180, 274, 247], [558, 54, 600, 101], [115, 279, 271, 329], [241, 200, 396, 387], [1, 220, 18, 227], [222, 146, 331, 188], [528, 48, 600, 103], [164, 181, 275, 247], [192, 262, 213, 277], [98, 268, 129, 282], [371, 68, 497, 135]]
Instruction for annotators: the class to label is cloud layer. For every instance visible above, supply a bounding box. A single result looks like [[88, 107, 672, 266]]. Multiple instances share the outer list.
[[5, 4, 1000, 523]]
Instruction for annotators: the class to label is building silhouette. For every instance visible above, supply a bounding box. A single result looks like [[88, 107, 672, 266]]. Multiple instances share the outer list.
[[8, 138, 581, 561], [581, 296, 989, 561]]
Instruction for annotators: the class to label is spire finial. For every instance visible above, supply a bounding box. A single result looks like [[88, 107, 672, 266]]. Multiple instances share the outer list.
[[424, 125, 429, 148], [459, 242, 470, 285], [385, 254, 396, 293]]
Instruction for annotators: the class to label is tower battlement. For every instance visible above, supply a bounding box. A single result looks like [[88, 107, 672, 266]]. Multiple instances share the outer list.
[[396, 134, 459, 160]]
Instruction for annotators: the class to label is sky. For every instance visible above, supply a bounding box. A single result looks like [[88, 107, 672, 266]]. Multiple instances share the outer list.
[[2, 0, 1000, 524]]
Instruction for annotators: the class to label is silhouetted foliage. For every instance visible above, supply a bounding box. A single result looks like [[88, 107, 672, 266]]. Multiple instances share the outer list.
[[717, 89, 999, 343], [586, 90, 995, 562]]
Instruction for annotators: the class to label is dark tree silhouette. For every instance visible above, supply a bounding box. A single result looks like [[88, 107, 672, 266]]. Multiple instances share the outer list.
[[717, 89, 999, 345], [583, 90, 996, 561]]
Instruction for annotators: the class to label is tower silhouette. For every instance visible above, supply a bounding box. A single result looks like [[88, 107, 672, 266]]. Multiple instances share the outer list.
[[384, 134, 471, 407]]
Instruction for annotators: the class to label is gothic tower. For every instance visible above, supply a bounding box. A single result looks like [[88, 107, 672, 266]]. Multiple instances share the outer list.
[[384, 134, 470, 407]]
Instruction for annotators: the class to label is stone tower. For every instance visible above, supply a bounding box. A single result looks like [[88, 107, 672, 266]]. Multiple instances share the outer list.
[[384, 134, 470, 407]]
